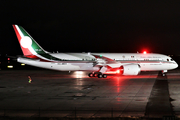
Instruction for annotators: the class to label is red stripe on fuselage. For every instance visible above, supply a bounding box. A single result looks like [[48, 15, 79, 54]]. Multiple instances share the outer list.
[[119, 61, 172, 64], [24, 55, 52, 62], [25, 55, 39, 59]]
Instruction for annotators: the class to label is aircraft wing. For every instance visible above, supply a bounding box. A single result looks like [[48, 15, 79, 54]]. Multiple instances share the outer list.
[[91, 54, 118, 64]]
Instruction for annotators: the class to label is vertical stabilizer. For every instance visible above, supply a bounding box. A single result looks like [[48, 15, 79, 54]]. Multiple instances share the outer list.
[[13, 25, 62, 61], [12, 25, 46, 58]]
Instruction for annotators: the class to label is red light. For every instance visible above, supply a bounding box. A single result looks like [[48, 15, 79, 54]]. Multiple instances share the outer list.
[[7, 58, 10, 60], [116, 70, 120, 74], [105, 68, 122, 74], [143, 51, 147, 54]]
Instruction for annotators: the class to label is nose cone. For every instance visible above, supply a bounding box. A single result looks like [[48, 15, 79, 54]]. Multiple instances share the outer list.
[[174, 62, 178, 69], [172, 61, 179, 69]]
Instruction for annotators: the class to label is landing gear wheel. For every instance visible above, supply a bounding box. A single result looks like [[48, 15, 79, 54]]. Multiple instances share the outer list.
[[102, 74, 107, 78], [93, 73, 98, 77], [98, 74, 103, 78], [161, 70, 167, 77], [88, 72, 107, 78], [88, 73, 93, 77], [162, 73, 166, 76], [158, 71, 167, 77]]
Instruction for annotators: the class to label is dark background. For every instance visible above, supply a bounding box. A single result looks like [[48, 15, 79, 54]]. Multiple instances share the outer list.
[[1, 1, 180, 55]]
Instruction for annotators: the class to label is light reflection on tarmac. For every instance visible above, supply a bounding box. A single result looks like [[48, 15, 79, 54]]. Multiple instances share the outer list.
[[0, 69, 180, 118]]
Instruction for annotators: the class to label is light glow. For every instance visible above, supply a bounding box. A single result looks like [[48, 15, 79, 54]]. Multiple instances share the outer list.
[[21, 63, 25, 66], [116, 70, 120, 74], [7, 65, 13, 68], [75, 71, 83, 74], [75, 71, 84, 78], [143, 51, 147, 54], [105, 71, 118, 74]]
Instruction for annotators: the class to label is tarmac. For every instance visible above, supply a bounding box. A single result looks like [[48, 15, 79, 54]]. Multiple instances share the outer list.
[[0, 69, 180, 119]]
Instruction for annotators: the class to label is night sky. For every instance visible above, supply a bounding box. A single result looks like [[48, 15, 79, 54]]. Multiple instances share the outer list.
[[1, 1, 180, 55]]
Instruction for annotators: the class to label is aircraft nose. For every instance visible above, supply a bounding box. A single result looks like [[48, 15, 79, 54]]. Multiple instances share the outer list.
[[175, 62, 178, 69], [173, 61, 179, 69]]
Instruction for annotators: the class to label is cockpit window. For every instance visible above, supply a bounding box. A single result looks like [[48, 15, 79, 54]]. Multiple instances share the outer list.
[[170, 59, 174, 61]]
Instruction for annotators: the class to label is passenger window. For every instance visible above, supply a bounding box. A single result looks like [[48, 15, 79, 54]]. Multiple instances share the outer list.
[[167, 59, 169, 61]]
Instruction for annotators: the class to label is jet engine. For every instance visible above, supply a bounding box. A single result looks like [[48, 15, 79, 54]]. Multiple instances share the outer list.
[[120, 64, 141, 75]]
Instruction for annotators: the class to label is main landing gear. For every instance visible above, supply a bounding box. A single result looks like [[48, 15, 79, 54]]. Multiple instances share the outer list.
[[88, 72, 107, 78]]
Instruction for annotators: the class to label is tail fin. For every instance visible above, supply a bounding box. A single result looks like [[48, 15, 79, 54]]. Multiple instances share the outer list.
[[12, 25, 47, 58]]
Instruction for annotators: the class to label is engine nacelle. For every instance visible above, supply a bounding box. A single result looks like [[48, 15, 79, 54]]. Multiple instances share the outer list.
[[120, 64, 141, 75]]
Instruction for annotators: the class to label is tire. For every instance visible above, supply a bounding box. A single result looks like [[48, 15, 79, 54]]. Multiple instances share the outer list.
[[93, 73, 98, 77], [88, 73, 93, 77], [98, 74, 103, 78], [162, 73, 166, 76], [102, 74, 107, 78]]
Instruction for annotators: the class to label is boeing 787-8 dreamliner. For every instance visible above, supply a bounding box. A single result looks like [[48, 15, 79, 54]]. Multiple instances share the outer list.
[[12, 25, 178, 78]]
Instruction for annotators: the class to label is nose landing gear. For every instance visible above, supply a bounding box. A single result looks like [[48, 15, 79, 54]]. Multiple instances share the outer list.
[[158, 70, 167, 77], [161, 70, 167, 77]]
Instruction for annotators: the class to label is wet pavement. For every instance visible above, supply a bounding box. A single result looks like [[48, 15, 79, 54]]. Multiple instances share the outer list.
[[0, 69, 179, 118], [145, 72, 173, 118]]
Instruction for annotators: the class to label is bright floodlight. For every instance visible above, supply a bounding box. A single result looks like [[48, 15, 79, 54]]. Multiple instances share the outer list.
[[143, 51, 147, 54], [21, 63, 25, 66], [75, 71, 84, 78], [7, 65, 13, 68], [116, 70, 120, 74], [75, 71, 83, 74]]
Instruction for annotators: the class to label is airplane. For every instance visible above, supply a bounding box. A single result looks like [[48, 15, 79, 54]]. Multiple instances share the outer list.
[[12, 24, 178, 78]]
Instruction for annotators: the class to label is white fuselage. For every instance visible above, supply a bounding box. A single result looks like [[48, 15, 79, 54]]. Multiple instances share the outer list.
[[17, 53, 178, 72]]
